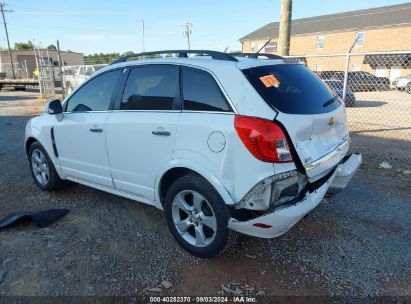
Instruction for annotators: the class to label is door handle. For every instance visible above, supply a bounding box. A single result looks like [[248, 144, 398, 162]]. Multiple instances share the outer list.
[[152, 129, 171, 136], [90, 128, 103, 133]]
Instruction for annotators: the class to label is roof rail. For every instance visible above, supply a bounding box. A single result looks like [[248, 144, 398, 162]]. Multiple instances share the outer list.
[[238, 53, 283, 59], [110, 50, 238, 65]]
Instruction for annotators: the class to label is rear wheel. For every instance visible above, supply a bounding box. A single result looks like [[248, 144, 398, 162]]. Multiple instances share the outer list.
[[164, 174, 234, 258], [28, 142, 66, 191], [345, 99, 355, 107], [406, 83, 411, 94]]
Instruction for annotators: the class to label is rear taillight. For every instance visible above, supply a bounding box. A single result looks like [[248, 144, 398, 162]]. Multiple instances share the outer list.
[[234, 115, 293, 163]]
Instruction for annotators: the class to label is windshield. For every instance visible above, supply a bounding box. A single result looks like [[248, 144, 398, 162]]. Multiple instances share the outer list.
[[242, 64, 340, 114]]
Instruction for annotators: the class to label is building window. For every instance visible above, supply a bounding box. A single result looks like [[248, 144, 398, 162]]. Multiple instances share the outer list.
[[250, 42, 256, 52], [316, 35, 324, 49], [355, 32, 364, 47], [265, 42, 278, 53], [351, 63, 362, 71]]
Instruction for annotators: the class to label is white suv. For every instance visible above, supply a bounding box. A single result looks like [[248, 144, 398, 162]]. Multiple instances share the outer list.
[[25, 50, 361, 258]]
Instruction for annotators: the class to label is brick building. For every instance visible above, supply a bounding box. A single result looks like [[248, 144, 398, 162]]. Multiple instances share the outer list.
[[240, 3, 411, 81], [0, 49, 83, 79]]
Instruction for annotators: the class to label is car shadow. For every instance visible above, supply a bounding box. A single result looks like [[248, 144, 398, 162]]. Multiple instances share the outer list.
[[0, 95, 38, 102], [353, 100, 387, 108]]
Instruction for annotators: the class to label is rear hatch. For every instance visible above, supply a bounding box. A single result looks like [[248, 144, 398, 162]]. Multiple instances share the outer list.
[[241, 63, 349, 177]]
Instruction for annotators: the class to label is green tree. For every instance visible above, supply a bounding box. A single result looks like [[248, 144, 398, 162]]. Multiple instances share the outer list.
[[47, 44, 57, 50], [84, 51, 134, 64], [14, 40, 34, 50]]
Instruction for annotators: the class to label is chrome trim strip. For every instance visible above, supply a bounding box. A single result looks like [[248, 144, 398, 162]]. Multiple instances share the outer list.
[[304, 139, 350, 172], [111, 110, 181, 113], [63, 109, 234, 115], [182, 110, 235, 115], [62, 110, 112, 114]]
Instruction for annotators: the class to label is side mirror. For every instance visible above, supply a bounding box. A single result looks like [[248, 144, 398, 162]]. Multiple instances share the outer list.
[[46, 99, 63, 115]]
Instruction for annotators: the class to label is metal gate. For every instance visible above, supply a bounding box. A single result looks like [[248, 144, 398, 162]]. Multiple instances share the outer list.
[[34, 47, 56, 100]]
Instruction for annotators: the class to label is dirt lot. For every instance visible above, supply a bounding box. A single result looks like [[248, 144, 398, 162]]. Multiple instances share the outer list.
[[347, 90, 411, 142], [0, 89, 410, 298]]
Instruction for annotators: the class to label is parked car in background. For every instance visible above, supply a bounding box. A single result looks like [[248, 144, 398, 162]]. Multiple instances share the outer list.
[[391, 75, 411, 93], [347, 71, 390, 92], [63, 64, 106, 94], [324, 80, 356, 107], [25, 50, 361, 258], [317, 70, 344, 81], [318, 70, 390, 92]]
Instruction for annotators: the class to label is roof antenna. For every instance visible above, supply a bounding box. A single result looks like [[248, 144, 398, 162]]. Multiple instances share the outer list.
[[256, 38, 272, 54], [224, 46, 229, 53]]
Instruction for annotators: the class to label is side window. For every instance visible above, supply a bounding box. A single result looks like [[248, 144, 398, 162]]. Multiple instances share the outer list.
[[182, 68, 231, 112], [78, 66, 85, 76], [355, 32, 364, 47], [85, 67, 94, 76], [66, 70, 121, 112], [120, 66, 178, 110]]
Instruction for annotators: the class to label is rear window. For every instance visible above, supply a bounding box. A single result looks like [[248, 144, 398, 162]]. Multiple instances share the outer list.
[[242, 64, 340, 114]]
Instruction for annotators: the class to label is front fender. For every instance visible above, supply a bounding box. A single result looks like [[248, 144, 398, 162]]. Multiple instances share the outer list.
[[154, 159, 235, 206], [24, 115, 63, 177]]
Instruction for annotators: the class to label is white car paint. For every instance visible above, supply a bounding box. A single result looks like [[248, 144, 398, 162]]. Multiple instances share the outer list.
[[25, 54, 361, 240], [106, 111, 181, 201], [53, 112, 113, 188]]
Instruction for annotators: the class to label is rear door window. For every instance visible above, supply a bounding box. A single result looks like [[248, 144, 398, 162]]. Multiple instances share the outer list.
[[182, 67, 231, 112], [242, 64, 340, 114], [120, 66, 179, 111]]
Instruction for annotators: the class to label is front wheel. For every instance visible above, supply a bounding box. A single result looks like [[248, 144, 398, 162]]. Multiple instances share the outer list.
[[28, 142, 66, 191], [164, 174, 234, 258], [406, 83, 411, 94]]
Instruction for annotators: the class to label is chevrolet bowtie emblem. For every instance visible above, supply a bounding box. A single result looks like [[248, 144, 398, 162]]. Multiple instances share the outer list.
[[328, 117, 336, 127]]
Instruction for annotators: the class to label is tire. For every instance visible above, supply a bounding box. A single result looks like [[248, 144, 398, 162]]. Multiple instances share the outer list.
[[406, 84, 411, 94], [164, 174, 235, 258], [28, 141, 66, 191], [345, 99, 355, 107]]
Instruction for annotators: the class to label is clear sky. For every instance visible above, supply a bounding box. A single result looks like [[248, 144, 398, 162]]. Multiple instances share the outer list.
[[1, 0, 408, 55]]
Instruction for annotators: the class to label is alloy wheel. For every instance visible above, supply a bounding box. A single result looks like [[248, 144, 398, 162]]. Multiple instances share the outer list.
[[31, 148, 49, 185], [171, 190, 217, 247]]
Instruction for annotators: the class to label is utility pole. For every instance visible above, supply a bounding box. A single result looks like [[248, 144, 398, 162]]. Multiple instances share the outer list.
[[278, 0, 292, 56], [182, 21, 192, 50], [56, 40, 65, 97], [141, 21, 145, 52], [0, 2, 15, 79]]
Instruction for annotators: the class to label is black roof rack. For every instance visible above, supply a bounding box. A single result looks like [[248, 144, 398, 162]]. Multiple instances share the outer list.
[[238, 53, 283, 59], [110, 50, 238, 65]]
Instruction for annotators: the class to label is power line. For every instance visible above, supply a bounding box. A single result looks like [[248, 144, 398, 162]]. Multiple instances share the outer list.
[[0, 2, 15, 79]]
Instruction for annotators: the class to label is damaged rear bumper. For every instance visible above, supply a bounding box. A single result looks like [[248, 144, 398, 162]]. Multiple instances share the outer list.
[[329, 153, 362, 193], [228, 153, 362, 238]]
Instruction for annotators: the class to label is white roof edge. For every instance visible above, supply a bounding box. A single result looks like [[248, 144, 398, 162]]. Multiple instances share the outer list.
[[96, 56, 286, 76], [235, 58, 285, 70]]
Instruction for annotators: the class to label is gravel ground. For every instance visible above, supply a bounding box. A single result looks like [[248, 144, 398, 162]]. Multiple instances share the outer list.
[[0, 90, 410, 298], [347, 90, 411, 143]]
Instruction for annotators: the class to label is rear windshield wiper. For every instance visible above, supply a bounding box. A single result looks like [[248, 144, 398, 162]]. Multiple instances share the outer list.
[[322, 96, 337, 108]]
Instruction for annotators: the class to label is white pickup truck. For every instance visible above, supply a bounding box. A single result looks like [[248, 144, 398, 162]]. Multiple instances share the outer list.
[[63, 64, 106, 94]]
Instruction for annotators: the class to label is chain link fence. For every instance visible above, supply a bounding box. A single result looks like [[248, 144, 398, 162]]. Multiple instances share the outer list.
[[0, 62, 29, 79], [286, 51, 411, 156]]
